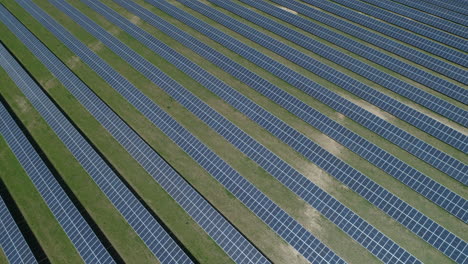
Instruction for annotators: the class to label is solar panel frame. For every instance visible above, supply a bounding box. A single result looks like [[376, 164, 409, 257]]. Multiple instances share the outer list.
[[0, 5, 192, 264]]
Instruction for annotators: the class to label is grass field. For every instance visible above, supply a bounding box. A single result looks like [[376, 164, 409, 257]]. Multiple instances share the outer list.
[[0, 0, 466, 263], [0, 246, 8, 263], [0, 130, 83, 263]]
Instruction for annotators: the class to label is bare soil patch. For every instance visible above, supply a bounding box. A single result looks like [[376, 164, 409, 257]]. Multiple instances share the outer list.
[[65, 55, 80, 69], [276, 5, 298, 15], [347, 97, 393, 121], [129, 15, 142, 26], [89, 41, 104, 52]]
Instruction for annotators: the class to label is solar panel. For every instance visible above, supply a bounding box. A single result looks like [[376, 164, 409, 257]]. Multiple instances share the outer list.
[[148, 0, 467, 189], [112, 0, 467, 222], [33, 0, 346, 262], [268, 0, 467, 85], [298, 0, 468, 67], [419, 0, 468, 16], [135, 1, 468, 262], [0, 50, 115, 264], [363, 0, 468, 38], [183, 0, 468, 152], [5, 3, 268, 264], [386, 0, 468, 26], [238, 0, 468, 107], [321, 0, 468, 51], [1, 0, 466, 263], [364, 0, 468, 39], [0, 6, 192, 264], [0, 191, 37, 264], [365, 0, 468, 27], [52, 0, 466, 262], [74, 1, 424, 263]]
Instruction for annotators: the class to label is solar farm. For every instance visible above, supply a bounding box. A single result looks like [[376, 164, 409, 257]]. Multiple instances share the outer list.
[[0, 0, 466, 263]]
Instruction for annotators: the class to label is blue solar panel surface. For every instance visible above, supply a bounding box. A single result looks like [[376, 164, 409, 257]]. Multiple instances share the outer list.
[[358, 0, 468, 37], [55, 0, 466, 262], [113, 0, 467, 223], [0, 5, 192, 264], [324, 0, 468, 51], [238, 0, 468, 107], [0, 0, 466, 263], [0, 44, 115, 264], [0, 188, 36, 264], [76, 1, 424, 263], [185, 0, 468, 152], [268, 0, 467, 85], [134, 1, 468, 262], [299, 0, 468, 67], [387, 0, 468, 25], [420, 0, 468, 16], [10, 2, 267, 263], [34, 1, 344, 263], [147, 0, 467, 185]]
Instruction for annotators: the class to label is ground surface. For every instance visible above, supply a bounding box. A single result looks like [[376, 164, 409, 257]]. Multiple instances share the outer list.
[[0, 0, 466, 263]]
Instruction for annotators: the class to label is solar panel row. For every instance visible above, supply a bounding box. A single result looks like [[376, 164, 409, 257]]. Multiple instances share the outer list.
[[221, 0, 468, 121], [0, 0, 465, 263], [242, 0, 468, 107], [388, 0, 468, 26], [0, 45, 115, 264], [113, 0, 467, 223], [268, 0, 467, 86], [0, 6, 192, 264], [35, 1, 343, 263], [79, 1, 422, 263], [298, 0, 468, 67], [11, 2, 267, 263], [323, 0, 468, 51], [358, 0, 468, 38], [151, 0, 468, 186], [421, 0, 468, 16], [77, 0, 467, 261], [136, 1, 468, 263], [267, 0, 467, 86], [186, 0, 468, 152], [0, 187, 36, 264]]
